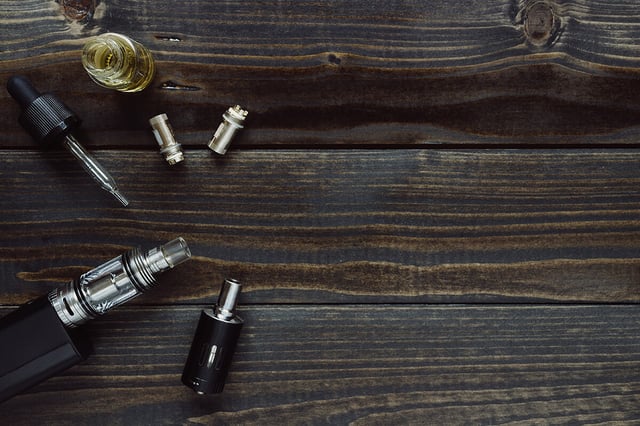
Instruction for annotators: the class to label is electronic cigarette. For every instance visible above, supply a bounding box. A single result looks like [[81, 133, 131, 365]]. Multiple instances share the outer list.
[[0, 238, 191, 403], [182, 278, 244, 394]]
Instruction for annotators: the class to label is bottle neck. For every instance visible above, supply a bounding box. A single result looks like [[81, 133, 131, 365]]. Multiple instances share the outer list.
[[82, 34, 133, 80]]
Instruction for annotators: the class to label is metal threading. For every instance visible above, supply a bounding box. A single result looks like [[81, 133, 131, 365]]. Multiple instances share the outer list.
[[123, 247, 158, 292]]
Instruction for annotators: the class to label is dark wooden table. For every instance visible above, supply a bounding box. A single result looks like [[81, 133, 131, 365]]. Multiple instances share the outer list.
[[1, 1, 640, 424]]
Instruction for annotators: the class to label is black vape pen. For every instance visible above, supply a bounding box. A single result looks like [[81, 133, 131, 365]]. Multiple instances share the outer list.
[[0, 238, 191, 403], [182, 278, 244, 394]]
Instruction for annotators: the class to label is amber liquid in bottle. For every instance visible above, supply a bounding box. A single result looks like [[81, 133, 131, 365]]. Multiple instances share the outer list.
[[82, 33, 155, 92]]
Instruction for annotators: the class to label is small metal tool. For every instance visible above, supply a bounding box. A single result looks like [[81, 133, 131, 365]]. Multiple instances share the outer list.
[[207, 105, 248, 155], [7, 75, 129, 206], [149, 113, 184, 165]]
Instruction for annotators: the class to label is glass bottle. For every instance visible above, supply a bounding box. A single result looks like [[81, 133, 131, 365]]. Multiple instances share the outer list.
[[81, 32, 155, 92]]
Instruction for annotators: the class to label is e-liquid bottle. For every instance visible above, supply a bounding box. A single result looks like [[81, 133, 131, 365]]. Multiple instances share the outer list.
[[81, 33, 155, 92]]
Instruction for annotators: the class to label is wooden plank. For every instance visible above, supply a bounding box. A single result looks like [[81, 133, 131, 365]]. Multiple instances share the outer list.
[[0, 149, 638, 304], [4, 63, 640, 147], [4, 1, 640, 71], [3, 2, 640, 146], [1, 305, 639, 423]]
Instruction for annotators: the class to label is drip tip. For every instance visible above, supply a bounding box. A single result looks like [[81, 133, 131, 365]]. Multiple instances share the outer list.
[[144, 237, 192, 275], [215, 279, 242, 320], [159, 237, 192, 268]]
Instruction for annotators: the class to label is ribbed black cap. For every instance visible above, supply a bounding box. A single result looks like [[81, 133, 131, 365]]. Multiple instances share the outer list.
[[7, 76, 80, 145]]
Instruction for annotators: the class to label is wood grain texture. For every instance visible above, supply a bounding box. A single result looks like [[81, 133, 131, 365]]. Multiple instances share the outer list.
[[1, 1, 640, 422], [4, 0, 640, 70], [0, 149, 637, 304], [2, 1, 640, 146], [1, 305, 640, 424]]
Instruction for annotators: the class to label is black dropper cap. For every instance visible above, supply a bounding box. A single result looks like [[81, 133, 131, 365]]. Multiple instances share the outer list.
[[7, 76, 80, 145]]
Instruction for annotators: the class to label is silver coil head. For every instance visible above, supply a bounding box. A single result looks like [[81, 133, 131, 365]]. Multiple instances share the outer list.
[[207, 105, 248, 155], [149, 113, 184, 165]]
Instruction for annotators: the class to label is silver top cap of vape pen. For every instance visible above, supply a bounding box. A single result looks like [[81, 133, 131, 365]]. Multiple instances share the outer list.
[[214, 278, 242, 321]]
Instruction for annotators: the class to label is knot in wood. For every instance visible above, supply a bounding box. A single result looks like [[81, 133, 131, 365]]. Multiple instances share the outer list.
[[58, 0, 95, 22], [523, 1, 560, 47]]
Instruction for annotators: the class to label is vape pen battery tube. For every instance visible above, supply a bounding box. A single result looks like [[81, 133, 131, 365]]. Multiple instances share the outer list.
[[182, 279, 244, 394], [0, 238, 191, 403]]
